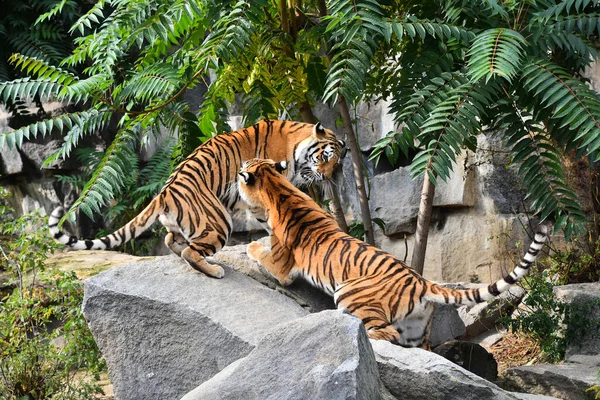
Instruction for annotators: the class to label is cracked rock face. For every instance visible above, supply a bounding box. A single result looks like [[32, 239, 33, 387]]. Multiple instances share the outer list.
[[182, 310, 381, 400], [82, 255, 308, 400]]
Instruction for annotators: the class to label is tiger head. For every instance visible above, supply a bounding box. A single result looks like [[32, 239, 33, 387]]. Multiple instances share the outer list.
[[293, 122, 346, 186], [238, 159, 288, 209]]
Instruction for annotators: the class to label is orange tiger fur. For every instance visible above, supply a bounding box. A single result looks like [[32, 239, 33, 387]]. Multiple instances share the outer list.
[[48, 121, 345, 278], [238, 159, 548, 348]]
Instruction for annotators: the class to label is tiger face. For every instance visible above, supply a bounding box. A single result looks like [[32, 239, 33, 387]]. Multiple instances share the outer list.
[[238, 159, 287, 209], [293, 123, 346, 187]]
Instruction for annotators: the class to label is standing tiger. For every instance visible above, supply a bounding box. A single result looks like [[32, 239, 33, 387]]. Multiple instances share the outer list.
[[49, 120, 345, 278], [238, 159, 548, 348]]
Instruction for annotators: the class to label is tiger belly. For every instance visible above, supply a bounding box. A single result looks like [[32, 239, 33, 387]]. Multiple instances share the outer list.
[[392, 302, 435, 347]]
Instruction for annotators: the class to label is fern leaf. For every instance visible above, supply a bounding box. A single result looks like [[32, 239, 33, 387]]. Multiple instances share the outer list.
[[467, 28, 526, 83], [63, 129, 138, 223], [521, 57, 600, 161]]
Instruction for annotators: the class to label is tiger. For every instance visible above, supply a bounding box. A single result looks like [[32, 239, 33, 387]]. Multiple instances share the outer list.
[[48, 120, 346, 279], [237, 159, 549, 348]]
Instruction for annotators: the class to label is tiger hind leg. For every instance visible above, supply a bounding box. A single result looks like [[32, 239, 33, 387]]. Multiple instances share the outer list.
[[335, 279, 401, 344], [247, 236, 295, 286], [165, 231, 188, 256], [181, 228, 228, 279]]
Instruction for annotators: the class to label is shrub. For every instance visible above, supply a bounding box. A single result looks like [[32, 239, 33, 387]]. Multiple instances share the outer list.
[[0, 191, 105, 399]]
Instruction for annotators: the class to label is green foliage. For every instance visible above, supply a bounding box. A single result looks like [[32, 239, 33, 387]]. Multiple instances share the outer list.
[[501, 269, 569, 362], [0, 0, 598, 241], [543, 237, 600, 285], [365, 0, 600, 239], [502, 267, 600, 363], [0, 191, 105, 399], [348, 218, 386, 240]]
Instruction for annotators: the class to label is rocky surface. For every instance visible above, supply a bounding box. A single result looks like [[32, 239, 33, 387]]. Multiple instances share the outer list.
[[371, 339, 556, 400], [182, 311, 380, 400], [82, 255, 308, 400], [503, 363, 599, 400], [432, 340, 498, 381], [459, 285, 526, 338], [503, 283, 600, 400], [554, 282, 600, 359]]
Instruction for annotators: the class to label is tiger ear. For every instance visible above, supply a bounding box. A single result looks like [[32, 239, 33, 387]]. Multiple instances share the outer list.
[[239, 172, 255, 185], [313, 122, 326, 139], [274, 161, 287, 173], [338, 140, 347, 159]]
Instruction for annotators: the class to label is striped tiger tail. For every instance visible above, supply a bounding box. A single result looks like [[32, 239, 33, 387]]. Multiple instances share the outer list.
[[424, 225, 549, 305], [48, 199, 162, 250]]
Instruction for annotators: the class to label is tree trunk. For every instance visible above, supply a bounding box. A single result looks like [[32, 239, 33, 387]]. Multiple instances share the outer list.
[[316, 0, 372, 242], [411, 171, 435, 274], [338, 96, 375, 245]]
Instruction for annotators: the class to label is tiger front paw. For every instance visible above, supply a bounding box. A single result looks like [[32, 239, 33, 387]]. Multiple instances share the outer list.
[[247, 241, 265, 261]]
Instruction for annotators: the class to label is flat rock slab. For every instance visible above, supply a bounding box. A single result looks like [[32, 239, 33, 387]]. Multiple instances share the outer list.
[[83, 255, 308, 400], [504, 363, 599, 400], [371, 340, 558, 400], [554, 282, 600, 359], [182, 310, 381, 400], [209, 241, 335, 313]]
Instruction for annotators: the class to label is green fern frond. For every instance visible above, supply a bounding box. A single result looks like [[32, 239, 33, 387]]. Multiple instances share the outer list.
[[118, 63, 180, 104], [70, 0, 106, 35], [324, 0, 386, 103], [0, 110, 108, 150], [7, 34, 68, 62], [388, 18, 474, 43], [64, 128, 139, 223], [467, 28, 526, 83], [501, 110, 587, 239], [35, 0, 72, 25], [9, 54, 77, 85], [479, 0, 509, 20], [521, 57, 600, 161], [132, 139, 175, 208], [0, 78, 63, 103], [534, 0, 600, 23], [409, 81, 499, 182], [42, 109, 112, 166]]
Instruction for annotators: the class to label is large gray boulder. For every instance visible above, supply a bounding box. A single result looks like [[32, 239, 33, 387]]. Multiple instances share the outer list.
[[209, 240, 336, 313], [429, 303, 466, 347], [554, 282, 600, 359], [371, 340, 557, 400], [503, 363, 599, 400], [82, 255, 308, 400], [181, 310, 381, 400]]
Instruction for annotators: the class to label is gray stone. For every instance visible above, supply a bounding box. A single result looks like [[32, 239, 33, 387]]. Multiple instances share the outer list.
[[0, 142, 23, 175], [20, 140, 64, 169], [352, 99, 395, 151], [432, 151, 476, 207], [554, 282, 600, 359], [459, 286, 526, 338], [476, 133, 528, 214], [83, 255, 308, 400], [182, 310, 381, 400], [209, 240, 336, 313], [429, 304, 466, 348], [370, 166, 421, 235], [432, 340, 498, 381], [371, 339, 558, 400], [504, 363, 599, 400]]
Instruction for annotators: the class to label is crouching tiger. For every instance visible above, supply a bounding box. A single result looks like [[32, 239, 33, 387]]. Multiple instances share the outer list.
[[49, 120, 345, 279], [238, 159, 548, 348]]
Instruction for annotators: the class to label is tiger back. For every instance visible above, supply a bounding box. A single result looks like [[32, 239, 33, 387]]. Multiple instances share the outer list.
[[238, 159, 548, 348], [49, 120, 345, 279]]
